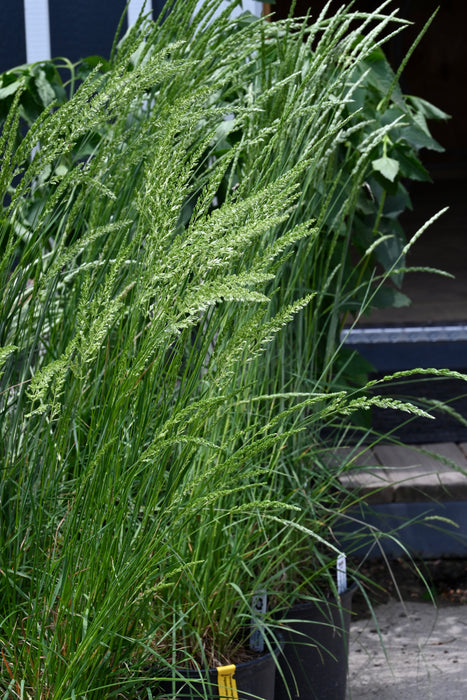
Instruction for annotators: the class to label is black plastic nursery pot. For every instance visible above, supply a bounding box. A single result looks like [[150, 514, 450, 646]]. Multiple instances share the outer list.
[[151, 646, 279, 699], [274, 584, 356, 700]]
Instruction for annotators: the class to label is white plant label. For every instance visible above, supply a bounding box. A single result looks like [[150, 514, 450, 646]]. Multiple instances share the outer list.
[[337, 553, 347, 594], [250, 590, 267, 652]]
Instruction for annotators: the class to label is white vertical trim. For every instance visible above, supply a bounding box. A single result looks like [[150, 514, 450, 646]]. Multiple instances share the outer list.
[[23, 0, 51, 63], [195, 0, 262, 21], [128, 0, 153, 26], [237, 0, 262, 16]]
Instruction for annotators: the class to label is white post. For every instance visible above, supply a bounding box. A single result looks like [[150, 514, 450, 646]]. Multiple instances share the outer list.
[[23, 0, 51, 63], [195, 0, 262, 21], [237, 0, 262, 16], [127, 0, 153, 26]]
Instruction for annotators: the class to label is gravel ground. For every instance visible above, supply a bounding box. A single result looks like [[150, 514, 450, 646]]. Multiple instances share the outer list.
[[347, 599, 467, 699]]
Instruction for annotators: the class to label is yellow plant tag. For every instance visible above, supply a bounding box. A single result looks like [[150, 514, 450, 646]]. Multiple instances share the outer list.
[[217, 664, 238, 699]]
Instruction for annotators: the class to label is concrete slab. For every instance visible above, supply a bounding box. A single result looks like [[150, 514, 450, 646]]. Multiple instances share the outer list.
[[347, 600, 467, 699]]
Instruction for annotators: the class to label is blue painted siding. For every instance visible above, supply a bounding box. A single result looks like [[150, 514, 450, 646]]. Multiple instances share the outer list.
[[0, 1, 262, 74], [48, 0, 129, 64], [0, 1, 27, 73]]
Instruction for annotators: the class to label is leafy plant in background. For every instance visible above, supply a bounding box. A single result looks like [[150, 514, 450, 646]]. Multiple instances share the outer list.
[[0, 1, 461, 698], [344, 35, 449, 313], [207, 4, 448, 392], [0, 2, 447, 322]]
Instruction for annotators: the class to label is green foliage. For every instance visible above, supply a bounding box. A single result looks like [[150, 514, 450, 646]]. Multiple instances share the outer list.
[[346, 43, 448, 297], [0, 60, 67, 127]]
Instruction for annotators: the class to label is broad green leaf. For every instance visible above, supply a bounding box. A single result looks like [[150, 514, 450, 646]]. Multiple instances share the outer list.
[[0, 79, 23, 99], [374, 218, 405, 287], [82, 54, 111, 71], [393, 143, 431, 181], [400, 121, 444, 152], [372, 286, 411, 309], [372, 155, 399, 182], [34, 68, 56, 106], [382, 185, 412, 219], [407, 95, 450, 122]]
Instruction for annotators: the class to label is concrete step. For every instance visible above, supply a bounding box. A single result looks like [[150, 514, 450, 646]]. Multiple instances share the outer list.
[[333, 442, 467, 504]]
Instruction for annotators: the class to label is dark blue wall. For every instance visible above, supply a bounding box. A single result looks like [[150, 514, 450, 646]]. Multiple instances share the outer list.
[[0, 1, 164, 74], [0, 1, 27, 73], [49, 0, 129, 64]]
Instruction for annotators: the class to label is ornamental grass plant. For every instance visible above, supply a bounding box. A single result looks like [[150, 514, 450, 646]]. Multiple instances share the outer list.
[[0, 1, 462, 697]]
